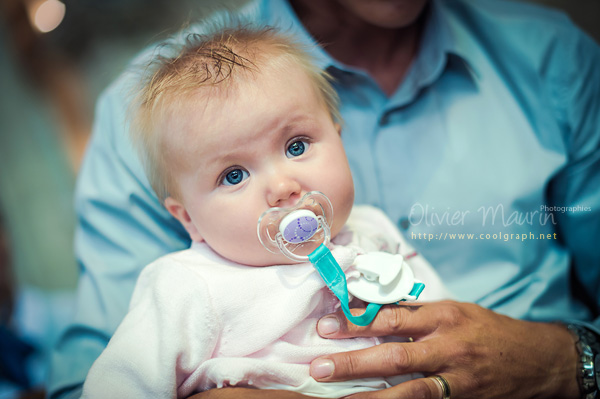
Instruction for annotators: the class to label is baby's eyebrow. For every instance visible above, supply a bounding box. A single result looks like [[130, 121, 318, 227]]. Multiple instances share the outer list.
[[203, 114, 318, 164], [279, 115, 318, 134]]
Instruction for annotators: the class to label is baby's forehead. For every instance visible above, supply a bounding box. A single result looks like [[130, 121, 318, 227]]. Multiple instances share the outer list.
[[165, 55, 314, 117], [162, 61, 323, 148]]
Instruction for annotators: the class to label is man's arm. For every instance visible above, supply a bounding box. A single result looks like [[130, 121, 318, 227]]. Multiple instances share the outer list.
[[548, 24, 600, 327], [48, 75, 190, 398]]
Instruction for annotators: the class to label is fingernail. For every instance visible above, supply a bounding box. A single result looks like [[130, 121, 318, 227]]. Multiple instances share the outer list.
[[317, 316, 340, 335], [310, 359, 334, 379]]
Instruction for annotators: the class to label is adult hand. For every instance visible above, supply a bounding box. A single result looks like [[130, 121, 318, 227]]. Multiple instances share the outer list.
[[189, 387, 319, 398], [309, 301, 580, 399]]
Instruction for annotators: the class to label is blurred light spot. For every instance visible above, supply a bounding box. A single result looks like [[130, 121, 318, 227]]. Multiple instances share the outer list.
[[30, 0, 66, 33]]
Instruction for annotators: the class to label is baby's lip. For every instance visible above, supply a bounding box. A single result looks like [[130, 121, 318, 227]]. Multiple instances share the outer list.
[[302, 202, 323, 215], [298, 202, 323, 216]]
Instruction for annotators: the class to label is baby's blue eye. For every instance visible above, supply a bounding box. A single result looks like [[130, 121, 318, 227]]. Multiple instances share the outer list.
[[286, 140, 309, 158], [222, 168, 249, 186]]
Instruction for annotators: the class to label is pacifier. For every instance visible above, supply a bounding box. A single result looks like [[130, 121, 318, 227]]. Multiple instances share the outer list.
[[257, 191, 333, 262], [257, 191, 424, 326]]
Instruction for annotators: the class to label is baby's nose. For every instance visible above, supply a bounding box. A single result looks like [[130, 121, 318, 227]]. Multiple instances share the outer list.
[[266, 173, 302, 208]]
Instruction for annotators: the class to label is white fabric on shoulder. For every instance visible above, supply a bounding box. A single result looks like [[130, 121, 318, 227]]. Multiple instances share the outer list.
[[82, 257, 221, 398]]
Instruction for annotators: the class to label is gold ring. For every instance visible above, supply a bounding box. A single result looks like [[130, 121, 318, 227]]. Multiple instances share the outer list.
[[429, 374, 451, 399]]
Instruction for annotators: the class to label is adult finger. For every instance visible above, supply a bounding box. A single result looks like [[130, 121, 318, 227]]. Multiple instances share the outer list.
[[310, 341, 444, 381], [317, 302, 448, 339], [192, 387, 320, 398], [344, 376, 446, 399]]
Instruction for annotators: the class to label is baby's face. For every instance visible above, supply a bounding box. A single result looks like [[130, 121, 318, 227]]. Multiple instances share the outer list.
[[163, 61, 354, 266]]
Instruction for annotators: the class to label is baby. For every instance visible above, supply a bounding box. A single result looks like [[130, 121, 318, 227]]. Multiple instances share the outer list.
[[81, 25, 449, 398]]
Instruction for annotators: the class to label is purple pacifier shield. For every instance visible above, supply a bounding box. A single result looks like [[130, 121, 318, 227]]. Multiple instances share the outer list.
[[282, 215, 319, 243]]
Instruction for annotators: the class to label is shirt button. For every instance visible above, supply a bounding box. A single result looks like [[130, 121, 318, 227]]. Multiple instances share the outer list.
[[379, 113, 390, 126], [398, 217, 410, 231]]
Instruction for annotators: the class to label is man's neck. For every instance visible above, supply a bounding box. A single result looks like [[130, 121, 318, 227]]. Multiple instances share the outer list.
[[290, 0, 426, 96]]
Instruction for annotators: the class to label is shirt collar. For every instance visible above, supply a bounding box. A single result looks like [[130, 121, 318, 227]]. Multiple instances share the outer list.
[[262, 0, 479, 93], [431, 0, 480, 79], [394, 0, 479, 102]]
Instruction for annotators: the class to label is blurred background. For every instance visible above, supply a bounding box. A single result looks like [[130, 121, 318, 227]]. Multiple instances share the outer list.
[[0, 0, 598, 397]]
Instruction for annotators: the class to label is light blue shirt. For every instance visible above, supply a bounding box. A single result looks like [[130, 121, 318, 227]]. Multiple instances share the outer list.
[[48, 0, 600, 397]]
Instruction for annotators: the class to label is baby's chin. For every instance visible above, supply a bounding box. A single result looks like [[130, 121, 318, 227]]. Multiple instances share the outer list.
[[220, 241, 324, 267], [225, 250, 300, 267]]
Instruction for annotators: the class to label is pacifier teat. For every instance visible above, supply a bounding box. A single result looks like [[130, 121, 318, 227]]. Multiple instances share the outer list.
[[257, 191, 333, 262]]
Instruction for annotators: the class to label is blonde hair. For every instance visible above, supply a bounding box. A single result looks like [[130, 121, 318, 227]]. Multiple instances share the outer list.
[[130, 25, 340, 202]]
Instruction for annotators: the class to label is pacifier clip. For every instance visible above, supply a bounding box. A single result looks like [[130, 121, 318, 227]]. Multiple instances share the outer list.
[[309, 244, 424, 326]]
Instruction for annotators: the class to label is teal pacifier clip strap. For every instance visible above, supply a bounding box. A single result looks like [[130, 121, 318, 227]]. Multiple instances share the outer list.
[[308, 244, 382, 326]]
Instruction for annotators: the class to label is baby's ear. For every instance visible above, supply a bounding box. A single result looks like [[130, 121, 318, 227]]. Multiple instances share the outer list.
[[164, 197, 204, 242]]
